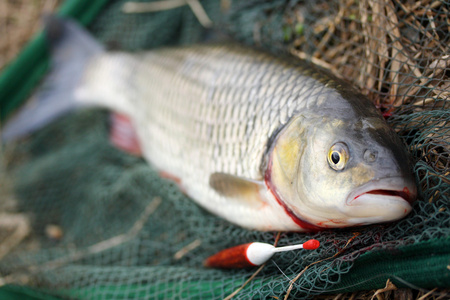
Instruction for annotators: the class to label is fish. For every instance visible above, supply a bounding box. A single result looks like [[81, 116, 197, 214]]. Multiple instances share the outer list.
[[2, 18, 417, 231]]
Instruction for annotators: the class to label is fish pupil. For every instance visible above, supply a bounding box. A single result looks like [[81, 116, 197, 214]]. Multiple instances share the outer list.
[[331, 152, 340, 164]]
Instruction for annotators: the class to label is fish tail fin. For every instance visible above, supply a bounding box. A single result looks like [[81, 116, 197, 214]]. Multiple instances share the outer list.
[[2, 17, 136, 142], [48, 16, 138, 116], [2, 16, 104, 142]]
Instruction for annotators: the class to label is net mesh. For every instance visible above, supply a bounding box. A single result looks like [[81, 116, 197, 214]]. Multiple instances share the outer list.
[[0, 0, 449, 299]]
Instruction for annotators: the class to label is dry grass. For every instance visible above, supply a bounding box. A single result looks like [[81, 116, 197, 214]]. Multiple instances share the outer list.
[[289, 0, 450, 113], [0, 0, 61, 70], [315, 287, 450, 300]]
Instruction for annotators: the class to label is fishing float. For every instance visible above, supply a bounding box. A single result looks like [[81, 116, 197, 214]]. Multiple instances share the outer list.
[[204, 239, 320, 269]]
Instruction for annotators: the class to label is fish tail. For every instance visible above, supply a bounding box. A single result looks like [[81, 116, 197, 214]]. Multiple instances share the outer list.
[[2, 17, 103, 141], [49, 17, 139, 120], [2, 17, 134, 142]]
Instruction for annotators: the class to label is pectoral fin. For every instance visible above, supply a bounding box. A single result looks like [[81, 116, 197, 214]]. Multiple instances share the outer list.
[[209, 173, 266, 207]]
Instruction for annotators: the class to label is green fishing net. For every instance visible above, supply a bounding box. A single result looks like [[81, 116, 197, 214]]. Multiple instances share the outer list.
[[0, 0, 449, 299]]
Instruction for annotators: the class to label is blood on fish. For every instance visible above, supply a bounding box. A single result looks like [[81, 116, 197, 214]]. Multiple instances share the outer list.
[[264, 161, 323, 231], [403, 187, 411, 202], [366, 189, 412, 203], [315, 221, 330, 227], [316, 219, 345, 227]]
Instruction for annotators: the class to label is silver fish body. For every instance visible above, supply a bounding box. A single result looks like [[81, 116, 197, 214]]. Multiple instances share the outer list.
[[78, 43, 416, 231]]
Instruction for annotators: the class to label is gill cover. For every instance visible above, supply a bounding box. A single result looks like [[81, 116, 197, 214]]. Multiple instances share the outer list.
[[265, 116, 315, 228]]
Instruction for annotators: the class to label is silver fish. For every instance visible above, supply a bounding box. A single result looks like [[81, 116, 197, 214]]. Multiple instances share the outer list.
[[3, 19, 417, 231]]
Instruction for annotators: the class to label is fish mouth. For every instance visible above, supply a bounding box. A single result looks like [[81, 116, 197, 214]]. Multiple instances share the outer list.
[[359, 189, 414, 204], [342, 177, 417, 225]]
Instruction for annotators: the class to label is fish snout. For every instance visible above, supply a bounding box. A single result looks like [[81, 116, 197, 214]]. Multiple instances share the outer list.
[[342, 177, 417, 225]]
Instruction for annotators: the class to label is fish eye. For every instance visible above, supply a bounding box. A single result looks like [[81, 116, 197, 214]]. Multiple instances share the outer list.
[[327, 143, 349, 171]]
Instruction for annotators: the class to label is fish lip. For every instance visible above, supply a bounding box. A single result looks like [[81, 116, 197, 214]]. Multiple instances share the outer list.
[[346, 177, 417, 206]]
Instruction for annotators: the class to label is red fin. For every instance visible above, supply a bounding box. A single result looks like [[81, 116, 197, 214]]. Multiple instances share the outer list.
[[109, 112, 142, 156], [159, 171, 186, 193]]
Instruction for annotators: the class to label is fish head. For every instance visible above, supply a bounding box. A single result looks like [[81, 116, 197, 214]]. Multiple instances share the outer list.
[[267, 115, 417, 229]]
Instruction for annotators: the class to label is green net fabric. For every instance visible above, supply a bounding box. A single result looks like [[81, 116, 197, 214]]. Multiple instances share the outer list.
[[0, 0, 449, 299]]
